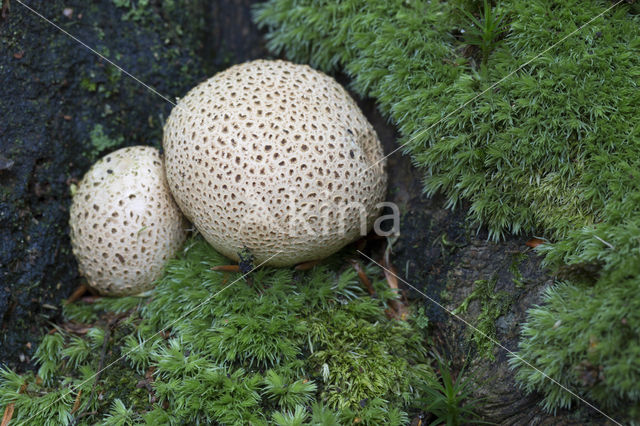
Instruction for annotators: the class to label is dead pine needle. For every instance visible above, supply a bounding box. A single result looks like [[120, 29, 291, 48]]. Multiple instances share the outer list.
[[1, 382, 26, 426]]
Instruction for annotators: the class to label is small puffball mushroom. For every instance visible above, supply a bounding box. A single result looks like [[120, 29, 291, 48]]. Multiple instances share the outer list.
[[69, 146, 188, 296], [163, 60, 387, 267]]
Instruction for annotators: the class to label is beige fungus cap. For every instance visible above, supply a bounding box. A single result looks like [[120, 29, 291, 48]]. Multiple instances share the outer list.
[[163, 60, 387, 266], [69, 146, 188, 296]]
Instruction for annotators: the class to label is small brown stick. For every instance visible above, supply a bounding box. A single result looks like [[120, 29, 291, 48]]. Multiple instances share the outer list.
[[75, 312, 128, 421], [211, 265, 240, 272], [1, 382, 26, 426], [294, 259, 322, 271], [60, 322, 92, 335], [381, 251, 409, 321], [525, 238, 545, 248], [95, 314, 127, 382], [65, 284, 88, 305], [70, 389, 82, 414], [1, 0, 9, 20], [1, 403, 14, 426], [349, 260, 375, 296], [136, 366, 158, 402]]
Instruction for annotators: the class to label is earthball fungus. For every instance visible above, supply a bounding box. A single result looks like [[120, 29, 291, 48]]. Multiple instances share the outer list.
[[69, 146, 188, 296], [163, 60, 387, 266]]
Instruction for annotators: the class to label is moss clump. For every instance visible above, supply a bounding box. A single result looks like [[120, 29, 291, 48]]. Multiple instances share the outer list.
[[0, 237, 434, 424], [510, 281, 640, 416], [253, 0, 640, 416]]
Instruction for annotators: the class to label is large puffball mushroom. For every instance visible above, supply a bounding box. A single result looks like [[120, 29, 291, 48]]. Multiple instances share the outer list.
[[69, 146, 188, 296], [163, 60, 387, 266]]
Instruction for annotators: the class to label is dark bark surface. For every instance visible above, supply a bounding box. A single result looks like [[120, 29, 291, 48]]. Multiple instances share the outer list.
[[0, 0, 607, 424], [0, 0, 213, 370]]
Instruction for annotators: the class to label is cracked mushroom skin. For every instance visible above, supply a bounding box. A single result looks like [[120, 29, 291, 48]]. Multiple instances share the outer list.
[[163, 60, 387, 266], [69, 146, 188, 296]]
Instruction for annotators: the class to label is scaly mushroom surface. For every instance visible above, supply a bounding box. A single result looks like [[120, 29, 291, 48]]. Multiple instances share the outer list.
[[163, 60, 387, 266], [69, 146, 187, 295]]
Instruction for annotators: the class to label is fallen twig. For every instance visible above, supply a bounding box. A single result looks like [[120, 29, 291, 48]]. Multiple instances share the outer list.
[[211, 264, 240, 272], [1, 401, 14, 426], [349, 259, 376, 296], [1, 382, 26, 426], [294, 259, 322, 271], [65, 284, 89, 305], [70, 389, 82, 414], [1, 0, 9, 20], [382, 245, 409, 321], [525, 238, 545, 248]]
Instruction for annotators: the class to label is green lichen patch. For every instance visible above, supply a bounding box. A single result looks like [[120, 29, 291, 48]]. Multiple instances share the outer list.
[[508, 252, 527, 289], [0, 237, 436, 424], [87, 124, 124, 161], [453, 277, 512, 360]]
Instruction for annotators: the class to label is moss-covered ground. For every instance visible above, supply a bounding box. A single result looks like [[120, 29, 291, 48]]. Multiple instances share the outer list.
[[0, 237, 445, 424], [253, 0, 640, 420]]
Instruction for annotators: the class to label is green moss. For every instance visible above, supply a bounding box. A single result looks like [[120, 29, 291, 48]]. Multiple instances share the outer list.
[[80, 76, 98, 93], [0, 237, 438, 424], [253, 0, 640, 416], [510, 281, 640, 419], [111, 0, 152, 22], [453, 277, 511, 360]]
